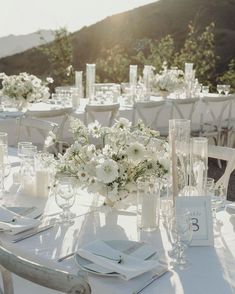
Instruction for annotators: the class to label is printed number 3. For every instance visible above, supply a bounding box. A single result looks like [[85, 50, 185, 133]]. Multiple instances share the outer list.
[[191, 218, 199, 232]]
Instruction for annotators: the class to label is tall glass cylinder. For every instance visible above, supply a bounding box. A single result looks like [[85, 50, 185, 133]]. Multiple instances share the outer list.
[[86, 64, 96, 102], [190, 137, 208, 196], [143, 65, 153, 97], [75, 71, 83, 98], [0, 132, 8, 197], [169, 119, 191, 202], [129, 65, 137, 101]]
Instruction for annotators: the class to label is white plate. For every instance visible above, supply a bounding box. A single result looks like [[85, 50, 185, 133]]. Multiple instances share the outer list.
[[74, 240, 158, 277]]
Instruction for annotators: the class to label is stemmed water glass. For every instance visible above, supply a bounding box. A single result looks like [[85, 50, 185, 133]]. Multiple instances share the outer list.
[[55, 175, 76, 225], [169, 209, 193, 270], [216, 84, 223, 95], [223, 85, 230, 96]]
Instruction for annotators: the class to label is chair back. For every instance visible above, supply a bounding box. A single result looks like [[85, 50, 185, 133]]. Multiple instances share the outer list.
[[84, 103, 120, 126], [16, 116, 58, 150], [132, 100, 171, 130], [171, 98, 199, 121], [208, 144, 235, 197], [201, 95, 232, 131]]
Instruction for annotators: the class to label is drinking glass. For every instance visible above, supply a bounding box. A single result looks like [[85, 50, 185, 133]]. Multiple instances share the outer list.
[[223, 85, 230, 96], [55, 176, 76, 224], [170, 209, 193, 269], [0, 132, 9, 197], [202, 85, 209, 95], [216, 84, 223, 95]]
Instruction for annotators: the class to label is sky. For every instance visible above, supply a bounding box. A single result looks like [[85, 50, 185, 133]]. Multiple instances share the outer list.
[[0, 0, 157, 37]]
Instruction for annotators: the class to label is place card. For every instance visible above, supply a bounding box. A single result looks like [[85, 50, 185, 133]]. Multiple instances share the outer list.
[[175, 196, 214, 246]]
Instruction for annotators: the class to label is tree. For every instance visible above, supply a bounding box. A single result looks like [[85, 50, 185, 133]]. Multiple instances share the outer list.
[[174, 23, 219, 85], [96, 45, 130, 83], [38, 27, 74, 86], [218, 59, 235, 92], [134, 35, 175, 72]]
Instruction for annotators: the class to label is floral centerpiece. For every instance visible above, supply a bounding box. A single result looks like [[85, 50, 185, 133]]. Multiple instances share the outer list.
[[0, 72, 53, 109], [151, 62, 184, 94], [56, 117, 169, 206]]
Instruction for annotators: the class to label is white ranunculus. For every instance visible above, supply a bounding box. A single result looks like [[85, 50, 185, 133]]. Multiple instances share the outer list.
[[96, 158, 119, 184]]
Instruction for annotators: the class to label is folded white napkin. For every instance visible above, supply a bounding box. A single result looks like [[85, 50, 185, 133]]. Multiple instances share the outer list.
[[226, 203, 235, 215], [0, 206, 41, 235], [77, 240, 159, 280]]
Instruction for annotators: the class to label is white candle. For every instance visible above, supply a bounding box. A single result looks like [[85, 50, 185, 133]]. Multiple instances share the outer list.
[[22, 176, 36, 197], [141, 194, 157, 229], [72, 93, 80, 109], [194, 161, 205, 195], [36, 169, 50, 198]]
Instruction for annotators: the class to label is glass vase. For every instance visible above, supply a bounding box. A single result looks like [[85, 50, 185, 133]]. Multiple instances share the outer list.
[[86, 64, 96, 102], [169, 119, 191, 200]]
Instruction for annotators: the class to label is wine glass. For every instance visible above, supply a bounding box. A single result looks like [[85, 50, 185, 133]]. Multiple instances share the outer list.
[[223, 85, 230, 96], [55, 176, 76, 225], [170, 209, 193, 270], [216, 84, 223, 95]]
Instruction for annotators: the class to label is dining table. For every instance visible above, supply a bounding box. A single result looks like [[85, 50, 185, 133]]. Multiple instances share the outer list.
[[0, 149, 234, 293], [1, 93, 235, 148]]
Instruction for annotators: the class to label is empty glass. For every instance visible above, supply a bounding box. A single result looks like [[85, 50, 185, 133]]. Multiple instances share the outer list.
[[0, 132, 10, 198], [55, 176, 76, 224], [202, 85, 209, 95], [223, 85, 230, 96], [170, 209, 193, 269], [216, 84, 223, 95]]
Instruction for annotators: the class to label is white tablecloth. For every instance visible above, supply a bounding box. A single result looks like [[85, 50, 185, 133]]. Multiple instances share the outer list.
[[0, 151, 235, 293], [1, 94, 235, 147]]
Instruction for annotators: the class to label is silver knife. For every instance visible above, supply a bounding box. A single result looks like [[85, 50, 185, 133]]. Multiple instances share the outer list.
[[132, 267, 169, 294], [12, 224, 54, 243]]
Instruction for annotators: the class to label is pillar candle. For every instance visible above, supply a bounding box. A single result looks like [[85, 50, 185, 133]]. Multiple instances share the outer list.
[[35, 169, 50, 198]]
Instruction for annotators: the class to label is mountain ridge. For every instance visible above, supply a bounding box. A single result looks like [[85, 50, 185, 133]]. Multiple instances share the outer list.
[[0, 0, 234, 78]]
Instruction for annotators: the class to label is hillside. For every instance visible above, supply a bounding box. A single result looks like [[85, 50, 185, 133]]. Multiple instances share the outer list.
[[0, 0, 234, 78], [0, 30, 54, 59]]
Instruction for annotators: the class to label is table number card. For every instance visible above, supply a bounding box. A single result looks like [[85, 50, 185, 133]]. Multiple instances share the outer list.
[[175, 196, 214, 246]]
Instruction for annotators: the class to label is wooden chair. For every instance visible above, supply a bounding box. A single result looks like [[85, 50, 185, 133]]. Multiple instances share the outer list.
[[200, 95, 232, 146], [0, 243, 91, 294], [208, 144, 235, 197], [16, 116, 59, 151], [132, 100, 172, 135], [170, 98, 200, 134], [84, 103, 120, 127]]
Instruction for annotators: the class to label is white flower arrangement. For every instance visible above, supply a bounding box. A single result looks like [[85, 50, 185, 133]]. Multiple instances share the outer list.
[[0, 72, 53, 103], [152, 62, 184, 92], [57, 117, 169, 206]]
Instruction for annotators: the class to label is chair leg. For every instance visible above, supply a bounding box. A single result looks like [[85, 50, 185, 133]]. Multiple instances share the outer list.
[[0, 266, 14, 294]]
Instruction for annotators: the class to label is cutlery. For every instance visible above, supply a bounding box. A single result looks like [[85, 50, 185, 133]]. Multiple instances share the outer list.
[[132, 267, 168, 294], [0, 206, 37, 223], [57, 251, 76, 262], [11, 224, 54, 243]]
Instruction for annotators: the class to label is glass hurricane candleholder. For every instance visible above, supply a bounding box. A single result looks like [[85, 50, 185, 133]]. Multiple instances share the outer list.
[[169, 119, 191, 200], [86, 64, 96, 102]]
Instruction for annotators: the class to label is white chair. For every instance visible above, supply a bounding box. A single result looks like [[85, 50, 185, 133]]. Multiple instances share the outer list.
[[26, 107, 73, 143], [222, 95, 235, 147], [16, 116, 58, 151], [170, 98, 200, 134], [208, 144, 235, 197], [200, 95, 232, 146], [84, 103, 120, 127], [132, 100, 172, 135], [0, 243, 91, 294]]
